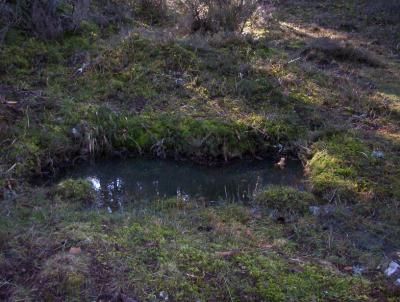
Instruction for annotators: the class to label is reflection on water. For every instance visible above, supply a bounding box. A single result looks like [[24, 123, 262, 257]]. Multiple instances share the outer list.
[[65, 158, 305, 210]]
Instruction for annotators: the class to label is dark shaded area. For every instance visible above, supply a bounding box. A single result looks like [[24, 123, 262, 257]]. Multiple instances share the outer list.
[[64, 157, 305, 209]]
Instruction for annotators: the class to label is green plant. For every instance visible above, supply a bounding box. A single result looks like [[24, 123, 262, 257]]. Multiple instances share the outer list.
[[55, 179, 95, 205], [255, 186, 316, 215]]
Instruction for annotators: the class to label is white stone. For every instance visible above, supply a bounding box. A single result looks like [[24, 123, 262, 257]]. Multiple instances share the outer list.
[[385, 261, 400, 277]]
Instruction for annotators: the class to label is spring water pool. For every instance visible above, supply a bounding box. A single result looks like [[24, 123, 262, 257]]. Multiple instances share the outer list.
[[64, 158, 305, 210]]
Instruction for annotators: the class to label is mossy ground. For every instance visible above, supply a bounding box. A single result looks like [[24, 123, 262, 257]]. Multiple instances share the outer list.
[[1, 0, 400, 300]]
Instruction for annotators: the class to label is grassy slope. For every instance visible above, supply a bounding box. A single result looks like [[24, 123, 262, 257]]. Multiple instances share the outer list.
[[1, 0, 400, 300]]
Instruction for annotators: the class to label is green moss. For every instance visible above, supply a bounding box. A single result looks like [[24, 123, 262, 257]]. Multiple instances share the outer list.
[[38, 253, 89, 300], [56, 179, 95, 205], [308, 134, 370, 201], [255, 186, 316, 214], [235, 253, 369, 301], [0, 23, 100, 85]]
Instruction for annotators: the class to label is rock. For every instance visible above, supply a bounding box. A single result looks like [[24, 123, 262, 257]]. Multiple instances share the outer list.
[[395, 278, 400, 287], [385, 261, 400, 277], [371, 150, 384, 159]]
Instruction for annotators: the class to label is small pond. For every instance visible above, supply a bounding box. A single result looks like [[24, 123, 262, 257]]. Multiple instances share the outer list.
[[64, 158, 305, 211]]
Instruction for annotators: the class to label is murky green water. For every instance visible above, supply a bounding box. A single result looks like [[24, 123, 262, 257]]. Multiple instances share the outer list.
[[65, 158, 305, 210]]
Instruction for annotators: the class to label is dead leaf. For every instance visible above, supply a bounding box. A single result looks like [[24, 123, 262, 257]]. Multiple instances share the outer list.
[[259, 243, 273, 250], [69, 247, 82, 255]]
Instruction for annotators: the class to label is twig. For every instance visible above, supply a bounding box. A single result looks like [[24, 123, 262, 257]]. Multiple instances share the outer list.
[[288, 57, 301, 64], [5, 163, 16, 174]]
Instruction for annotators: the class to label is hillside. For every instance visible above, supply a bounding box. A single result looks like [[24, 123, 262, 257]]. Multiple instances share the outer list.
[[1, 1, 400, 301]]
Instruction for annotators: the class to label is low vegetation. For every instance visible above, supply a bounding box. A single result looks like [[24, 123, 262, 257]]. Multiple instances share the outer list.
[[1, 0, 400, 300]]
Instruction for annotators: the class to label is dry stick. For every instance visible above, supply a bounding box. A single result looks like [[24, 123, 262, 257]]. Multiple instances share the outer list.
[[5, 163, 16, 174], [288, 57, 302, 64]]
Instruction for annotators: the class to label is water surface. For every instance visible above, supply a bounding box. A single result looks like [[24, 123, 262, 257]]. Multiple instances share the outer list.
[[65, 158, 305, 210]]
